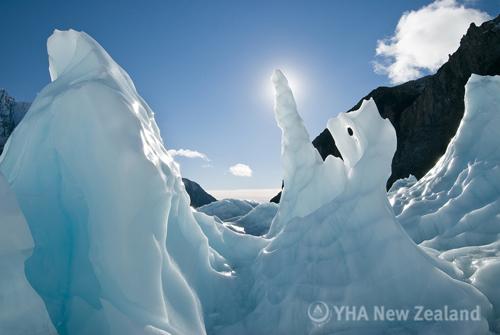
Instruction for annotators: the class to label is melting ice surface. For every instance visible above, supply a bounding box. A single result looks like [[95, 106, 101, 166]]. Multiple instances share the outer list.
[[0, 29, 499, 334], [389, 74, 500, 332]]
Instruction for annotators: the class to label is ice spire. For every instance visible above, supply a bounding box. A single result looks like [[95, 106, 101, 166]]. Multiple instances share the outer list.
[[267, 70, 346, 237], [271, 69, 314, 174], [1, 29, 209, 335]]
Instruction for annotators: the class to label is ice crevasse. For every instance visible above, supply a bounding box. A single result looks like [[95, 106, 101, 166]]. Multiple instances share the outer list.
[[0, 29, 498, 334]]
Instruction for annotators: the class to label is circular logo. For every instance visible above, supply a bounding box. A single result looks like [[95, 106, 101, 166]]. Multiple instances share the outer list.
[[307, 301, 331, 324]]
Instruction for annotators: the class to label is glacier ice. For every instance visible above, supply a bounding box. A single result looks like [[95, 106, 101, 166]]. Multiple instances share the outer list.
[[266, 70, 346, 237], [218, 70, 492, 334], [0, 29, 230, 335], [387, 174, 417, 193], [0, 28, 499, 335], [0, 172, 56, 335], [389, 74, 500, 332], [197, 199, 258, 221], [390, 75, 500, 251], [197, 200, 278, 236], [0, 29, 276, 335], [233, 202, 279, 236], [472, 259, 500, 332]]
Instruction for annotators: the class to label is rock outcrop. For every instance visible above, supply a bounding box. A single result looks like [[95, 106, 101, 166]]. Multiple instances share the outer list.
[[0, 89, 30, 154], [182, 178, 217, 208]]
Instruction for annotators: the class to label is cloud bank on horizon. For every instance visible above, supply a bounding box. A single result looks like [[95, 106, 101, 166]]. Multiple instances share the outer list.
[[374, 0, 491, 84], [229, 163, 253, 177]]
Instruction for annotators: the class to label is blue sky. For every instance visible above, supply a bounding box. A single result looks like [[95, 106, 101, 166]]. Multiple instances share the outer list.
[[0, 0, 497, 198]]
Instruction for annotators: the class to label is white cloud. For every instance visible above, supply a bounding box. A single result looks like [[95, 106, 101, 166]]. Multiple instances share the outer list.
[[168, 148, 210, 161], [229, 163, 253, 177], [374, 0, 490, 83]]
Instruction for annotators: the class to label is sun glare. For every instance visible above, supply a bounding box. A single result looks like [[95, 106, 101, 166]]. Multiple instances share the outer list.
[[264, 68, 304, 105]]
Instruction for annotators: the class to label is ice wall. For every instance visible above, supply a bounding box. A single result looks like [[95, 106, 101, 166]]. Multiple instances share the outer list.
[[389, 74, 500, 332], [390, 75, 500, 251], [0, 29, 227, 335]]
